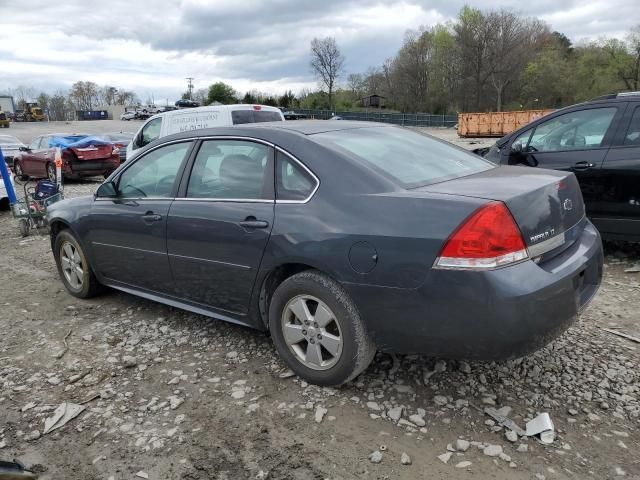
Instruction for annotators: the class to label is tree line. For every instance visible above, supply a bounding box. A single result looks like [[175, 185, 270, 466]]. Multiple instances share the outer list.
[[184, 7, 640, 114], [3, 7, 639, 118], [309, 7, 640, 113], [1, 82, 139, 121]]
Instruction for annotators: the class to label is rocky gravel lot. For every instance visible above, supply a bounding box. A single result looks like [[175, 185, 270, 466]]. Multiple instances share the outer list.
[[0, 122, 639, 479]]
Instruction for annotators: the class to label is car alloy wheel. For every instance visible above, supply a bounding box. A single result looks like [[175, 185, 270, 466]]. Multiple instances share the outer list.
[[60, 241, 84, 290], [47, 163, 56, 182], [281, 294, 343, 370], [14, 162, 25, 179]]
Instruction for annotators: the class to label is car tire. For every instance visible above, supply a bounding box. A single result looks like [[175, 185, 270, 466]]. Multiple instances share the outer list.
[[269, 270, 376, 386], [14, 161, 28, 181], [46, 163, 56, 182], [53, 229, 102, 299]]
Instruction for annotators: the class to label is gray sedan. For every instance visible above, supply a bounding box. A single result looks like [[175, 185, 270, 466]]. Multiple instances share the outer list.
[[46, 121, 603, 386]]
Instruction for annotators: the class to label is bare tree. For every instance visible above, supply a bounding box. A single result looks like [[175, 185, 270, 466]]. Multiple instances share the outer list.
[[310, 37, 345, 110], [487, 11, 548, 110]]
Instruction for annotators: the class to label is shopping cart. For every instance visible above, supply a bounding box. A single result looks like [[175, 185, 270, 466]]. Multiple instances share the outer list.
[[11, 180, 64, 237]]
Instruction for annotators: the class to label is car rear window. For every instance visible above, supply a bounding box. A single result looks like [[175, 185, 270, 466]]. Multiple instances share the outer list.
[[313, 127, 494, 188], [231, 110, 283, 125]]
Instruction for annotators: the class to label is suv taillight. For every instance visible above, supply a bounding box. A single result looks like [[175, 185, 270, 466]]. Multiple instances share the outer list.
[[434, 202, 528, 270]]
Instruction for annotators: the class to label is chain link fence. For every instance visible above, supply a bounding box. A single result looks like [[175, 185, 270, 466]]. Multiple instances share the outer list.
[[294, 109, 457, 127]]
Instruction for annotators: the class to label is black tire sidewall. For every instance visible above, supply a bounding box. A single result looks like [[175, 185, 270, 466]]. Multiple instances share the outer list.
[[269, 272, 364, 386], [54, 230, 93, 298]]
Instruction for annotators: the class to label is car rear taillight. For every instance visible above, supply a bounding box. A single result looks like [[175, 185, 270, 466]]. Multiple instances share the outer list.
[[253, 105, 262, 110], [434, 201, 528, 270]]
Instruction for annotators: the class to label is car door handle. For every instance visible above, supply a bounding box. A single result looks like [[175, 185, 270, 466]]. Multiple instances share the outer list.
[[141, 212, 162, 222], [239, 218, 269, 229], [573, 161, 595, 170]]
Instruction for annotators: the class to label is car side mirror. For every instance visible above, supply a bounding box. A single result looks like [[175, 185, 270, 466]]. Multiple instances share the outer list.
[[511, 142, 523, 154], [19, 146, 30, 152], [96, 181, 118, 198]]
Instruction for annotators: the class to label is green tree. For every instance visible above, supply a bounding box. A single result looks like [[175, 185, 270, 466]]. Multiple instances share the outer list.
[[207, 82, 237, 105]]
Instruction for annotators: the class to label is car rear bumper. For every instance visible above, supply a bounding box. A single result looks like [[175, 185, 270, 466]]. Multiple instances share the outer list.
[[344, 221, 603, 359], [65, 157, 120, 177]]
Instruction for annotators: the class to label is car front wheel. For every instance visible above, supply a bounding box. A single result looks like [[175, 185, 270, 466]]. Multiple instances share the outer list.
[[14, 161, 27, 180], [54, 229, 102, 298], [269, 270, 376, 386]]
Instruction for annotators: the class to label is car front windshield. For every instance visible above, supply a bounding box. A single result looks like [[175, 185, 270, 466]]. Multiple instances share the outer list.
[[313, 127, 494, 188]]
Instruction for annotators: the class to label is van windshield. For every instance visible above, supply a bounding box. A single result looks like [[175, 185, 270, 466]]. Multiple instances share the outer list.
[[232, 110, 282, 125]]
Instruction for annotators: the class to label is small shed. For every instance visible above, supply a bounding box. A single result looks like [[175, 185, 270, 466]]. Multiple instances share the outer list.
[[361, 94, 385, 109]]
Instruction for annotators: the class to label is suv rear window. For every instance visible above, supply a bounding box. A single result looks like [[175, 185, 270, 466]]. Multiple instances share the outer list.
[[231, 110, 282, 125], [313, 127, 494, 188]]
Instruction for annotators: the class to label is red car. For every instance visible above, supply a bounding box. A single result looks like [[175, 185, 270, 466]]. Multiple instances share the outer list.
[[14, 134, 120, 182]]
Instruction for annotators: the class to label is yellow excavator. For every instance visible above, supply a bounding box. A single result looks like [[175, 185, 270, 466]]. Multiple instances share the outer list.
[[14, 103, 47, 122]]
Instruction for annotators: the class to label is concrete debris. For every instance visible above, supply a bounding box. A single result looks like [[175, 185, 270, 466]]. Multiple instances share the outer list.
[[456, 461, 472, 468], [505, 430, 518, 442], [408, 414, 426, 427], [483, 445, 503, 457], [314, 406, 328, 423], [387, 406, 403, 422], [437, 452, 452, 464], [122, 355, 137, 368], [434, 395, 448, 407], [400, 452, 411, 465], [369, 450, 383, 464], [455, 439, 470, 452], [136, 472, 149, 479]]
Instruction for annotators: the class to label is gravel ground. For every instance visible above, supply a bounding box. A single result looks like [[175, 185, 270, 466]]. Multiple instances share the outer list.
[[0, 121, 638, 479]]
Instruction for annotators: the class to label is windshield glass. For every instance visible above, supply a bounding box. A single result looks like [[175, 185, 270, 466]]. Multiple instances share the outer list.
[[313, 127, 494, 188]]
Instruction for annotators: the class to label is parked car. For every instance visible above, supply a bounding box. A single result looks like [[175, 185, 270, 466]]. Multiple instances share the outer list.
[[0, 160, 14, 209], [125, 104, 284, 160], [483, 92, 640, 242], [14, 134, 120, 182], [282, 110, 307, 120], [120, 111, 137, 121], [175, 99, 200, 109], [47, 121, 603, 386], [0, 134, 27, 169], [98, 133, 134, 165]]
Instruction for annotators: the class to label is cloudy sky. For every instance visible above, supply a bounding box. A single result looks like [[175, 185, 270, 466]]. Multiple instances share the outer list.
[[0, 0, 636, 103]]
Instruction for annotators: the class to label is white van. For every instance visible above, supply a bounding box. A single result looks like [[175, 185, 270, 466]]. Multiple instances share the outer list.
[[125, 104, 285, 159]]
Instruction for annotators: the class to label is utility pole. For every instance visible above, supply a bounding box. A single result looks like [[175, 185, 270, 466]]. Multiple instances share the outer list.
[[185, 77, 194, 100]]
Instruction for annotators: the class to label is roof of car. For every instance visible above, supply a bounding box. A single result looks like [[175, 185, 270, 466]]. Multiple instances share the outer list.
[[241, 120, 391, 135]]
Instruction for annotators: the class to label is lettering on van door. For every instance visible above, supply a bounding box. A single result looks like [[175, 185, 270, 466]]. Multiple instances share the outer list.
[[169, 113, 220, 133]]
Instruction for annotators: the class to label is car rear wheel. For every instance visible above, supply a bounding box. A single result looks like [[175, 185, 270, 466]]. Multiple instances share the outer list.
[[54, 229, 102, 298], [269, 270, 376, 386], [46, 163, 56, 182], [14, 161, 27, 180]]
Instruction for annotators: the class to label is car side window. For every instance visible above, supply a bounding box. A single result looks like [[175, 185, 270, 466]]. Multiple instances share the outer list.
[[29, 137, 41, 150], [139, 117, 162, 148], [117, 142, 191, 198], [623, 106, 640, 145], [186, 140, 271, 200], [525, 108, 617, 153], [276, 151, 316, 201]]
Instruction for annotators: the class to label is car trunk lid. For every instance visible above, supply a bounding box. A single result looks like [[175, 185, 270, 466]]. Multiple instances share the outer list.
[[416, 166, 585, 253], [69, 144, 113, 160]]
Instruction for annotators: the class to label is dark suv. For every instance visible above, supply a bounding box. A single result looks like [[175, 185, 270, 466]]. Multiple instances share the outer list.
[[485, 92, 640, 242]]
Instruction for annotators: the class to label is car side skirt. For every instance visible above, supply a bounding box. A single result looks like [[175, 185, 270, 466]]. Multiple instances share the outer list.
[[103, 281, 263, 330]]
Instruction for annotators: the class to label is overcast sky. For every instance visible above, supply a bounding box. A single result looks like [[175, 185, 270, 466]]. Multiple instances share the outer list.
[[0, 0, 637, 103]]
